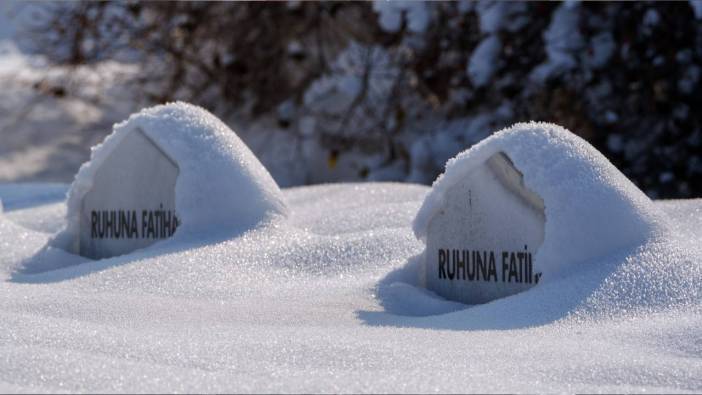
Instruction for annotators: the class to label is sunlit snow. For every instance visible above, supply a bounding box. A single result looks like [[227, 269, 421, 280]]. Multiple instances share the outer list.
[[1, 141, 701, 392]]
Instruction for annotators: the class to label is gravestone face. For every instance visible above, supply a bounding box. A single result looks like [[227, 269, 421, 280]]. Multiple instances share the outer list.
[[425, 152, 545, 304], [78, 128, 179, 259]]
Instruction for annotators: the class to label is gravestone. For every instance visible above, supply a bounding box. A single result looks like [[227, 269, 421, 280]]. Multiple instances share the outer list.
[[77, 128, 179, 259], [424, 152, 545, 304]]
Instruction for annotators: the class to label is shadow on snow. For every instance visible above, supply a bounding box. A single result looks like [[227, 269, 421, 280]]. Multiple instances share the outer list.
[[356, 249, 631, 331]]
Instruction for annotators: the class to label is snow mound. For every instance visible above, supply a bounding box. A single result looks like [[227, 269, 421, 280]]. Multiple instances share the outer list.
[[414, 122, 666, 281], [57, 102, 287, 251]]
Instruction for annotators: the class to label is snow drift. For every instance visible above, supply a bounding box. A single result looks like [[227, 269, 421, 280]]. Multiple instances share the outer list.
[[54, 102, 288, 255], [414, 122, 666, 283]]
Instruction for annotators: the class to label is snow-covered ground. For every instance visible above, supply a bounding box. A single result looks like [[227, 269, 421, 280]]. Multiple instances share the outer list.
[[2, 4, 702, 392], [1, 177, 701, 392]]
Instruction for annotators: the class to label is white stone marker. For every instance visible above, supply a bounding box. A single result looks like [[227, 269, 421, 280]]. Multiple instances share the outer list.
[[59, 102, 290, 261], [424, 152, 545, 304], [414, 122, 662, 305], [78, 128, 179, 259]]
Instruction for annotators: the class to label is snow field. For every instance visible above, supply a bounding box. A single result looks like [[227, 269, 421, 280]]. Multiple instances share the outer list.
[[1, 180, 701, 392], [0, 112, 701, 391]]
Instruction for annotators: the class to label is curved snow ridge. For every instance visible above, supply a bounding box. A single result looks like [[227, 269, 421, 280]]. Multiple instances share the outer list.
[[414, 122, 667, 279], [62, 102, 288, 242]]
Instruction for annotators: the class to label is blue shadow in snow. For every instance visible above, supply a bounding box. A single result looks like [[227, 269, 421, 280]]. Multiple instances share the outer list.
[[356, 249, 632, 331], [10, 226, 254, 284]]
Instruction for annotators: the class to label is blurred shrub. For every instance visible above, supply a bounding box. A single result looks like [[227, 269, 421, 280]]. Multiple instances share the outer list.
[[32, 1, 702, 198]]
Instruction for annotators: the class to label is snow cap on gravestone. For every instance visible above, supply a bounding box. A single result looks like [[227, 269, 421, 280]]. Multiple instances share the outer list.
[[63, 102, 288, 259], [414, 122, 665, 305]]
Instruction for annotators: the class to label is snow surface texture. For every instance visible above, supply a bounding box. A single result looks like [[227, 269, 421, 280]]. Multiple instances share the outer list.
[[53, 102, 288, 255], [1, 179, 701, 392], [0, 119, 701, 392], [414, 122, 666, 284]]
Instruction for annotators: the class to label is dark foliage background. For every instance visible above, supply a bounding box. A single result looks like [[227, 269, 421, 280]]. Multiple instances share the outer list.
[[27, 1, 702, 198]]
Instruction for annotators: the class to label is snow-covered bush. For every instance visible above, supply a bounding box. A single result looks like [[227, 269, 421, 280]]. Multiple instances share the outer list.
[[28, 1, 702, 198]]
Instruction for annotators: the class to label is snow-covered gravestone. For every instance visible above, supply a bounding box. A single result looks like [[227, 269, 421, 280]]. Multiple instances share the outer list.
[[424, 152, 545, 304], [60, 102, 288, 260], [78, 129, 179, 259], [413, 122, 661, 305]]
